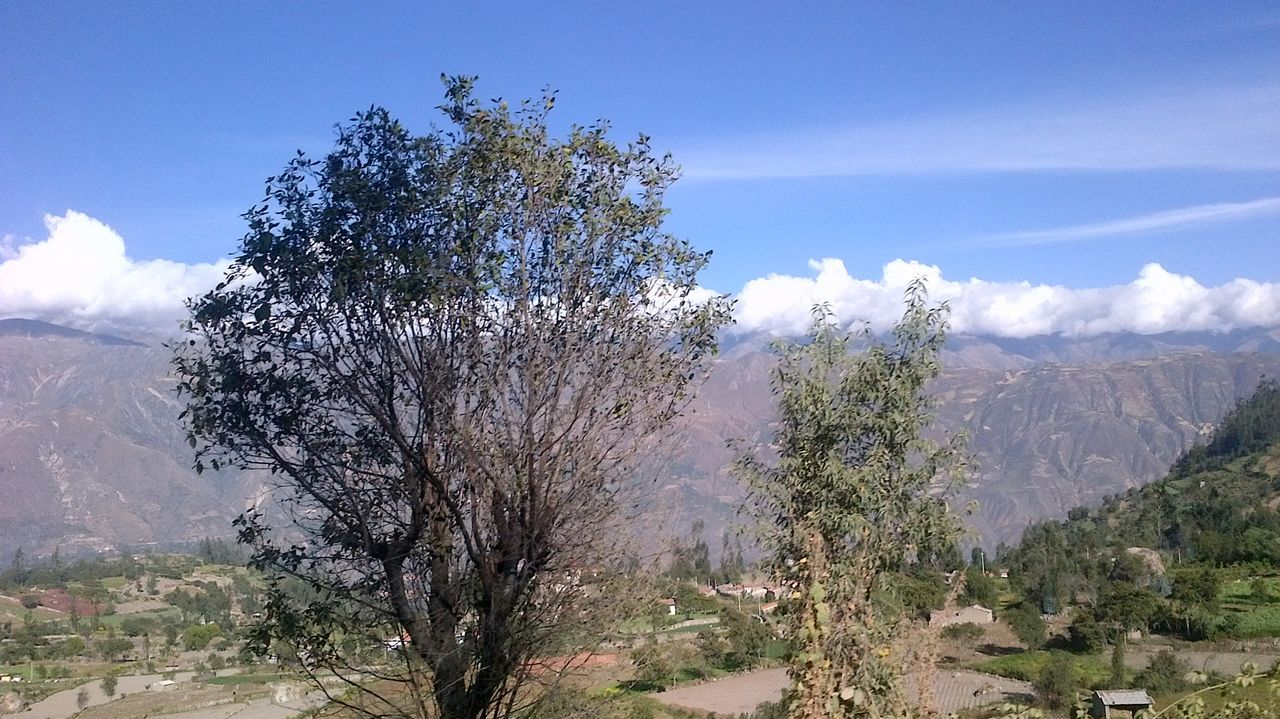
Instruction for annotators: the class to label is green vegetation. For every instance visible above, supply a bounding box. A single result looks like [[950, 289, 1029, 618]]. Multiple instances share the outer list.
[[976, 380, 1280, 717], [182, 623, 222, 651], [203, 672, 290, 686], [974, 650, 1111, 688], [1001, 380, 1280, 648], [0, 545, 276, 712], [736, 288, 962, 719], [941, 622, 985, 642]]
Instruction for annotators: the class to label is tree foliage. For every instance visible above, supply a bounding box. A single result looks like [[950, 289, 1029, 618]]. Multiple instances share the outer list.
[[1032, 652, 1076, 710], [174, 77, 730, 719], [1174, 379, 1280, 476], [737, 287, 964, 719]]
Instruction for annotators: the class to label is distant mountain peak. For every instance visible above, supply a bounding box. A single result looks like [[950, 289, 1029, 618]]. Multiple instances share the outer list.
[[0, 318, 147, 347]]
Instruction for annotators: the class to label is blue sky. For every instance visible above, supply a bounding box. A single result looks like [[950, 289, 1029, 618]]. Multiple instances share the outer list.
[[1, 2, 1278, 336]]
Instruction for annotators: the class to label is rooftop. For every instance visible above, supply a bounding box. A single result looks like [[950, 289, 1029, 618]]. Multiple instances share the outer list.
[[1094, 690, 1153, 706]]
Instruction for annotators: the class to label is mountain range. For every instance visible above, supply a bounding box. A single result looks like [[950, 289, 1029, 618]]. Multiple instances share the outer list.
[[2, 317, 1280, 558]]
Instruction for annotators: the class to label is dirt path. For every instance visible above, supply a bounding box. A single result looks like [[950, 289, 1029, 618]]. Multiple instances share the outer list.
[[653, 667, 1033, 715], [1128, 648, 1280, 676], [150, 698, 300, 719], [23, 672, 197, 719]]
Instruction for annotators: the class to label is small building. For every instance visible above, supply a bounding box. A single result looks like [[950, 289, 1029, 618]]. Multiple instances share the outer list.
[[657, 598, 677, 616], [1090, 689, 1153, 718], [929, 604, 995, 627], [714, 583, 742, 598]]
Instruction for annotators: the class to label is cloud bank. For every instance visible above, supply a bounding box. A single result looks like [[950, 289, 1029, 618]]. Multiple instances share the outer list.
[[1, 211, 1277, 341], [736, 259, 1280, 338], [0, 211, 230, 336]]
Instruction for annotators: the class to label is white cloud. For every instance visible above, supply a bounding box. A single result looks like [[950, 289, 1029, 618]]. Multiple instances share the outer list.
[[733, 259, 1280, 338], [0, 211, 230, 335], [3, 211, 1278, 341], [982, 196, 1280, 246], [678, 85, 1280, 179]]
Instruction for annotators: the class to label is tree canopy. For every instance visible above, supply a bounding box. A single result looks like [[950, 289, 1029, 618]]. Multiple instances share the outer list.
[[174, 77, 731, 719]]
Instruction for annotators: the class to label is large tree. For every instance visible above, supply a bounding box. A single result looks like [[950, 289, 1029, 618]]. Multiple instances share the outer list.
[[736, 288, 964, 719], [174, 77, 730, 719]]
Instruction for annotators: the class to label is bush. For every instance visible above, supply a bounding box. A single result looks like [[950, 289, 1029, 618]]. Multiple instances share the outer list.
[[941, 622, 984, 642], [57, 636, 86, 658], [1134, 649, 1189, 694], [119, 616, 156, 637], [718, 607, 772, 671], [1067, 610, 1106, 653], [1251, 576, 1274, 604], [98, 636, 133, 661], [1033, 652, 1076, 710], [182, 623, 222, 651], [740, 696, 789, 719], [630, 643, 673, 690], [19, 595, 40, 609], [961, 567, 999, 609], [1005, 602, 1046, 648]]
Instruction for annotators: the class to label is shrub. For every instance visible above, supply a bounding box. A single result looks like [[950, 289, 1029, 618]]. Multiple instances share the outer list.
[[941, 622, 984, 642], [630, 643, 673, 690], [1033, 652, 1076, 710], [182, 623, 222, 651], [1005, 602, 1046, 648], [119, 616, 156, 637], [1134, 649, 1189, 694], [1251, 576, 1273, 604], [1067, 610, 1106, 653], [19, 595, 40, 610]]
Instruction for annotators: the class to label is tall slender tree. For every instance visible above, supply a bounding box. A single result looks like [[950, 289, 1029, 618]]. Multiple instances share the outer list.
[[737, 285, 964, 719]]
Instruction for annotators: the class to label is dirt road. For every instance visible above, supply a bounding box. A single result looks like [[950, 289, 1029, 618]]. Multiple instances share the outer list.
[[1129, 648, 1280, 676], [23, 672, 197, 719], [149, 698, 300, 719], [654, 667, 1033, 716]]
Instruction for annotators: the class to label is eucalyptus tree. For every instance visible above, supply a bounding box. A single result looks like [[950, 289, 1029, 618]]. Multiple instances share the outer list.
[[174, 77, 731, 719], [737, 286, 964, 719]]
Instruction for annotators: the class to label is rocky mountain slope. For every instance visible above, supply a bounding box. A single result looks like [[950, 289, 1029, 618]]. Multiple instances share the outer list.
[[659, 330, 1280, 549], [0, 321, 265, 556], [1, 319, 1279, 556], [1008, 378, 1280, 569]]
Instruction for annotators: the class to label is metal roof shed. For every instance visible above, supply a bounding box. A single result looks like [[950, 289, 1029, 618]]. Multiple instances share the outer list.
[[1091, 689, 1153, 718]]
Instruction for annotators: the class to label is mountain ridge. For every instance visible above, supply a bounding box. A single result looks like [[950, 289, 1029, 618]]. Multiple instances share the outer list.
[[2, 320, 1280, 556], [0, 317, 148, 348]]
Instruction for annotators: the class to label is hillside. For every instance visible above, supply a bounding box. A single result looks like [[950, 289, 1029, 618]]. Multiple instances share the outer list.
[[3, 320, 1280, 556], [0, 331, 267, 557], [667, 345, 1280, 548], [1008, 379, 1280, 565]]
